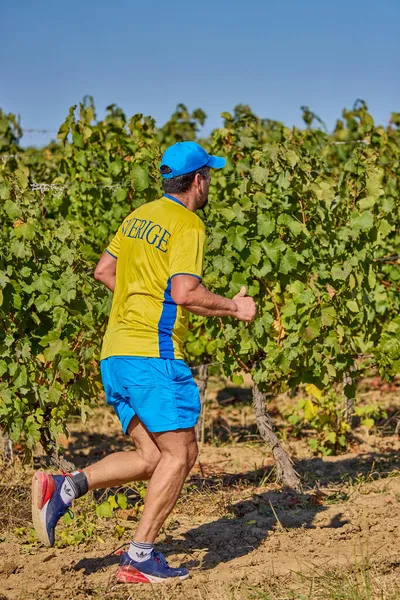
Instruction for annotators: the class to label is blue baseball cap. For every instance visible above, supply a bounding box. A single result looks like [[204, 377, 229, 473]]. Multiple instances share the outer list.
[[160, 141, 226, 179]]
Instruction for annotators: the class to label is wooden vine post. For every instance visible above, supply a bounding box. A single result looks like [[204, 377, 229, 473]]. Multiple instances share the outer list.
[[343, 369, 356, 426], [218, 318, 301, 490], [196, 364, 209, 443], [252, 384, 301, 490], [40, 430, 76, 472], [0, 431, 14, 466]]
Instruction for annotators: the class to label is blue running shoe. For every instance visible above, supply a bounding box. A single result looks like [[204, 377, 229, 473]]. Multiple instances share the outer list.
[[116, 550, 189, 584], [31, 472, 73, 547]]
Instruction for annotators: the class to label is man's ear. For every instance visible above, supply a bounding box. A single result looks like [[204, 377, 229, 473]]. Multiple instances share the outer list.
[[193, 172, 203, 189]]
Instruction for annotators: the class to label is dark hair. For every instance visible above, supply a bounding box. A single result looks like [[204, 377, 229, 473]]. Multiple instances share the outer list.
[[161, 166, 209, 194]]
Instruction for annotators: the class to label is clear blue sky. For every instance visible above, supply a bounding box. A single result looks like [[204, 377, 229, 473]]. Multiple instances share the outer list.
[[1, 0, 399, 147]]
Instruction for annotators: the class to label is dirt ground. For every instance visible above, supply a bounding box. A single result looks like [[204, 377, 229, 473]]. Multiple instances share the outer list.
[[0, 378, 399, 599]]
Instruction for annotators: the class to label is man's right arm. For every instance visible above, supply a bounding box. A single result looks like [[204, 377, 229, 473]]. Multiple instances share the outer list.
[[171, 275, 256, 322]]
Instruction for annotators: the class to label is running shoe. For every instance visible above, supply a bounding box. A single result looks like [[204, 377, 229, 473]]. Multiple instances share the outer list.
[[31, 472, 73, 547], [116, 550, 189, 584]]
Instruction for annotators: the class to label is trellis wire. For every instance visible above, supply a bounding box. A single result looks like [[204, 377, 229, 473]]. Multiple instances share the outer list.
[[28, 181, 132, 196], [21, 128, 58, 134], [374, 255, 400, 262]]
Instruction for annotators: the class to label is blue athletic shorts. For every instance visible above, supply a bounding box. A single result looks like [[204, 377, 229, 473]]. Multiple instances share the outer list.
[[100, 356, 201, 434]]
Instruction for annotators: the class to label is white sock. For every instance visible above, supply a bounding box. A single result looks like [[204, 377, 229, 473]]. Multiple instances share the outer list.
[[59, 471, 83, 505], [60, 479, 76, 504], [128, 541, 154, 563]]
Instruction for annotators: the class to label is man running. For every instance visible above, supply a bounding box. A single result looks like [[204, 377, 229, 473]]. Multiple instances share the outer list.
[[32, 141, 257, 584]]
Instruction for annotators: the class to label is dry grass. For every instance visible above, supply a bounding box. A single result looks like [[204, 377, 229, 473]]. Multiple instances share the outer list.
[[282, 556, 400, 600], [66, 557, 400, 600], [0, 459, 32, 534], [1, 387, 399, 600]]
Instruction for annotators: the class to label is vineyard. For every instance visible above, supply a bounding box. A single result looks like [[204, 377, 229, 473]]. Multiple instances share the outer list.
[[0, 100, 400, 599]]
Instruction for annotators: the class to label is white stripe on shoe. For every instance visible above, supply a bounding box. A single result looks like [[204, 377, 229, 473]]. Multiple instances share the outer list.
[[31, 475, 51, 547]]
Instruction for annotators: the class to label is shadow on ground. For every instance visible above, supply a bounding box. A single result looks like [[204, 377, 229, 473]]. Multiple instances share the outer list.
[[73, 484, 330, 575], [72, 450, 400, 576]]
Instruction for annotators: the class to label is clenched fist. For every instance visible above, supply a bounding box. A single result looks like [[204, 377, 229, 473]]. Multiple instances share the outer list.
[[232, 286, 257, 322]]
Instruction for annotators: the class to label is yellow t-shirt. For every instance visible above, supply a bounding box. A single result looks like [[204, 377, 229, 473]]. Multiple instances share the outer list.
[[100, 194, 206, 360]]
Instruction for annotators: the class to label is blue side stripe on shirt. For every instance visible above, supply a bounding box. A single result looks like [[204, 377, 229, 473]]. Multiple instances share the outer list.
[[158, 278, 177, 359], [170, 272, 202, 280]]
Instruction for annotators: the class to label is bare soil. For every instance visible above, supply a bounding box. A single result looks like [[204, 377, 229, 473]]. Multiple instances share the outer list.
[[0, 379, 399, 599]]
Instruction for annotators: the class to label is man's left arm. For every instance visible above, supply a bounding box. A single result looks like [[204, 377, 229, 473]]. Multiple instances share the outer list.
[[94, 224, 123, 291], [94, 252, 117, 292]]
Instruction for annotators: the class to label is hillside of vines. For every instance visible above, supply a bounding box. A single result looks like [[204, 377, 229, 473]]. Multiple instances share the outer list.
[[0, 99, 399, 456]]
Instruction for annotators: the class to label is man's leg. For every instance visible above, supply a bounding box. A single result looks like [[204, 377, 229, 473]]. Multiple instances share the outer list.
[[133, 427, 198, 543], [83, 416, 161, 489], [31, 416, 161, 546], [117, 426, 198, 584]]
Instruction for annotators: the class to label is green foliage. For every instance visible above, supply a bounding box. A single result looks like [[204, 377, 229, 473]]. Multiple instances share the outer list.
[[375, 316, 400, 379], [0, 99, 399, 455], [54, 488, 145, 547], [58, 501, 101, 547], [201, 101, 400, 395], [286, 387, 387, 456], [183, 314, 218, 363], [286, 389, 351, 455], [54, 102, 163, 255], [56, 490, 142, 547], [353, 403, 387, 430], [96, 492, 129, 518], [12, 525, 38, 547], [54, 494, 127, 547], [0, 161, 108, 455], [156, 104, 207, 147], [0, 109, 22, 150]]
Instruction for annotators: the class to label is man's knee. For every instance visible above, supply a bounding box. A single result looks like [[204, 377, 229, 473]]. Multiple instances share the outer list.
[[166, 440, 198, 473], [155, 428, 198, 473], [140, 448, 161, 478]]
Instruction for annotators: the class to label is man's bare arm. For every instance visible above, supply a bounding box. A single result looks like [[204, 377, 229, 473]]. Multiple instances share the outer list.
[[94, 252, 117, 292], [183, 303, 237, 318], [171, 275, 256, 322], [171, 275, 236, 315]]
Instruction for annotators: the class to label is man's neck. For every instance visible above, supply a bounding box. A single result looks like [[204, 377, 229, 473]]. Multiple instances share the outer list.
[[165, 192, 197, 212]]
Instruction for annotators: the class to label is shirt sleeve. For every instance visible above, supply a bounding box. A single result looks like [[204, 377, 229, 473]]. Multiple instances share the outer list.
[[106, 225, 123, 259], [169, 223, 206, 280]]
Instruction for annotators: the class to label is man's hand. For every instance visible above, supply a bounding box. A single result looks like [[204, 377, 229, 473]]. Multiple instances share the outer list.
[[232, 286, 257, 322]]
